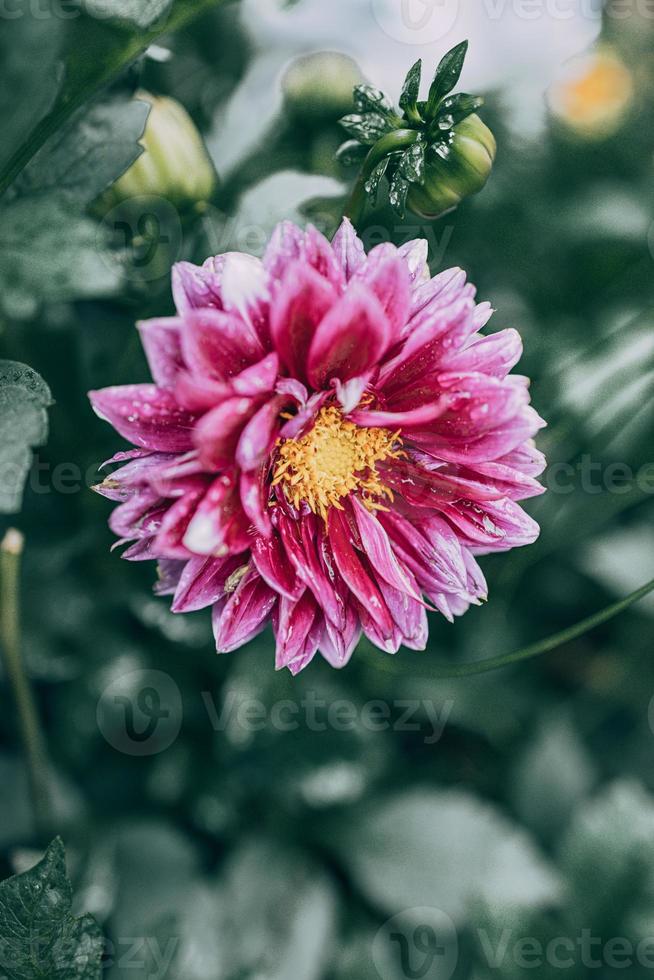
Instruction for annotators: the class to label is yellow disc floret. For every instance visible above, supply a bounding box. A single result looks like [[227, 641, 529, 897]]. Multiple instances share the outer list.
[[271, 405, 403, 519]]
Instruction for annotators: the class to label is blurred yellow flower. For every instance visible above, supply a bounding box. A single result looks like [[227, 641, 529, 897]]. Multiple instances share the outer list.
[[548, 47, 634, 138]]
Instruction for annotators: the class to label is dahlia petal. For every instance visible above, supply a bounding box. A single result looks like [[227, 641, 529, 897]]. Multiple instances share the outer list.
[[304, 224, 346, 290], [443, 497, 540, 550], [441, 328, 522, 378], [430, 372, 529, 438], [120, 537, 159, 561], [154, 559, 186, 596], [274, 591, 321, 672], [232, 353, 280, 396], [410, 267, 468, 318], [277, 514, 346, 630], [410, 405, 546, 464], [327, 508, 394, 637], [213, 569, 276, 653], [350, 400, 448, 429], [397, 238, 429, 283], [270, 261, 336, 382], [240, 466, 272, 538], [351, 497, 422, 600], [183, 472, 248, 556], [263, 220, 305, 280], [378, 296, 476, 392], [357, 602, 402, 654], [89, 385, 196, 453], [252, 531, 303, 600], [352, 243, 412, 337], [137, 318, 184, 388], [193, 397, 259, 471], [154, 478, 208, 558], [220, 253, 271, 348], [172, 256, 225, 313], [109, 490, 162, 539], [172, 553, 246, 613], [307, 283, 391, 390], [375, 577, 428, 651], [333, 374, 371, 414], [330, 217, 365, 280], [236, 395, 286, 472], [320, 599, 360, 668], [180, 309, 263, 381]]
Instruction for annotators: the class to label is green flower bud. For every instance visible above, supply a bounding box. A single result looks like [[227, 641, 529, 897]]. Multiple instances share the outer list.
[[406, 114, 496, 219], [105, 91, 216, 211], [283, 53, 363, 122], [337, 41, 496, 222]]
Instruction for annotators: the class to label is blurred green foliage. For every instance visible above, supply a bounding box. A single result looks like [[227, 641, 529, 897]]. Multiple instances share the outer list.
[[1, 1, 654, 978]]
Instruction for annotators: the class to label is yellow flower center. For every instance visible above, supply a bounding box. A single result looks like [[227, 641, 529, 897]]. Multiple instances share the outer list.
[[271, 405, 402, 519]]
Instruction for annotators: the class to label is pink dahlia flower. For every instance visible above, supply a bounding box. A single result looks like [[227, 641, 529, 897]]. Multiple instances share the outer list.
[[90, 219, 545, 673]]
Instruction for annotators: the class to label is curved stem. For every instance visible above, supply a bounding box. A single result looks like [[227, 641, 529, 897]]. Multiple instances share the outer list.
[[375, 576, 654, 678], [343, 128, 421, 230], [0, 530, 51, 838]]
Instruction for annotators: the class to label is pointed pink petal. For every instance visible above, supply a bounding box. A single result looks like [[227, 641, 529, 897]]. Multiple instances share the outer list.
[[307, 283, 391, 390], [154, 478, 208, 558], [263, 220, 305, 279], [240, 466, 272, 537], [269, 261, 336, 382], [137, 318, 184, 388], [183, 471, 250, 556], [172, 256, 225, 313], [397, 238, 429, 283], [327, 508, 394, 637], [351, 497, 422, 600], [232, 353, 280, 396], [331, 217, 365, 280], [213, 569, 276, 653], [352, 243, 411, 337], [172, 553, 247, 612], [252, 531, 304, 600], [236, 395, 285, 472], [274, 591, 321, 672], [441, 328, 522, 378], [90, 385, 196, 452], [349, 399, 448, 429], [181, 309, 263, 381], [193, 397, 258, 470]]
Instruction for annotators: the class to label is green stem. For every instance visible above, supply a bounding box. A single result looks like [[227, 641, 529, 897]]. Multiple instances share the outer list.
[[0, 0, 226, 199], [343, 128, 420, 229], [0, 530, 51, 838], [376, 576, 654, 678]]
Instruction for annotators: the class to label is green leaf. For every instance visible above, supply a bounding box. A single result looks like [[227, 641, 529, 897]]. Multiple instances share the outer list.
[[437, 92, 484, 127], [363, 157, 390, 203], [353, 85, 393, 115], [0, 362, 52, 514], [398, 141, 425, 184], [426, 40, 469, 117], [0, 838, 103, 979], [0, 0, 226, 198], [220, 839, 337, 980], [388, 171, 409, 217], [0, 9, 65, 180], [76, 0, 175, 29], [339, 112, 392, 146], [15, 95, 150, 205], [559, 780, 654, 930], [333, 789, 560, 923], [0, 195, 121, 318], [398, 59, 422, 118]]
